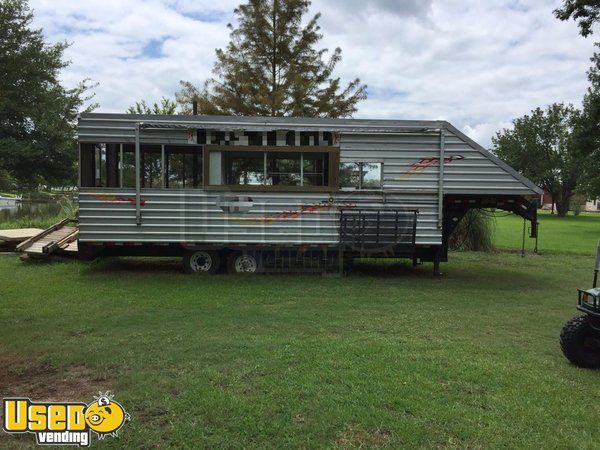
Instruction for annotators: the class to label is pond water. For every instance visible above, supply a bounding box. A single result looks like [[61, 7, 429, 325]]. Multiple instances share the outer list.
[[0, 201, 63, 224]]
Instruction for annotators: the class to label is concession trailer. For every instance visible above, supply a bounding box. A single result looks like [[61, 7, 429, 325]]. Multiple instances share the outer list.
[[76, 113, 542, 274]]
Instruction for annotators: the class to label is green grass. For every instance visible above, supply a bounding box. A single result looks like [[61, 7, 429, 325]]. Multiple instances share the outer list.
[[1, 249, 600, 448], [494, 211, 600, 255], [1, 210, 598, 447], [0, 212, 66, 230]]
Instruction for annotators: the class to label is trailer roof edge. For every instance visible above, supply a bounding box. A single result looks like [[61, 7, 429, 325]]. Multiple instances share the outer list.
[[442, 121, 543, 196]]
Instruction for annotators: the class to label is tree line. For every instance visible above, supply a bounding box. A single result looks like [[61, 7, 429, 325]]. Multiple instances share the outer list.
[[494, 1, 600, 216]]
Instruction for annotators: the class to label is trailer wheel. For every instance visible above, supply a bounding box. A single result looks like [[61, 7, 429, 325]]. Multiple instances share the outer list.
[[183, 250, 220, 275], [560, 315, 600, 368], [228, 252, 260, 274]]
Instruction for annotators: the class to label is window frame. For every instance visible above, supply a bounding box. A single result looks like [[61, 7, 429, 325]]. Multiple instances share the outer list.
[[339, 160, 384, 191], [203, 145, 339, 192], [118, 142, 204, 190], [164, 145, 202, 189]]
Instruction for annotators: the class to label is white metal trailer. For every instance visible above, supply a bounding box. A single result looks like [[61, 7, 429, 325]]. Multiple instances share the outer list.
[[76, 113, 542, 274]]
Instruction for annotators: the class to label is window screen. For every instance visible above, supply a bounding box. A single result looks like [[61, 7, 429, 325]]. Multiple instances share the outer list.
[[165, 146, 201, 188], [142, 145, 162, 188], [222, 151, 265, 185], [339, 162, 360, 189], [267, 152, 301, 186], [121, 146, 136, 188], [303, 153, 329, 186], [94, 144, 107, 187]]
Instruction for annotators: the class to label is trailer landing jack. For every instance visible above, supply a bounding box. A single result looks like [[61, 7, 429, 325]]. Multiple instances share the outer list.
[[433, 251, 443, 277]]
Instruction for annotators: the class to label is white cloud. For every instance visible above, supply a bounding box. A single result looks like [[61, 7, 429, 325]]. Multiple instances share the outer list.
[[29, 0, 597, 147]]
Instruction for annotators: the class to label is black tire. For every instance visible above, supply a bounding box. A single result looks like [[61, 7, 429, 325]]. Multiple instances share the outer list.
[[560, 315, 600, 368], [227, 251, 261, 274], [182, 250, 220, 275]]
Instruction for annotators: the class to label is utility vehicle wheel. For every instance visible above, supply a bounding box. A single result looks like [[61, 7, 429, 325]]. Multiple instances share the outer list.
[[560, 315, 600, 368], [182, 250, 220, 274], [228, 252, 260, 274]]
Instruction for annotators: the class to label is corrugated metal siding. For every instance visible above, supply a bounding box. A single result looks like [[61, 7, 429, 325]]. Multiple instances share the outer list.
[[79, 119, 188, 145], [78, 190, 439, 245], [442, 132, 535, 195], [339, 132, 442, 244], [341, 131, 537, 196]]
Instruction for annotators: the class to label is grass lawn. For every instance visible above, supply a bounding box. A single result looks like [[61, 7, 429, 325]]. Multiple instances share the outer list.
[[494, 211, 600, 254], [1, 243, 600, 447]]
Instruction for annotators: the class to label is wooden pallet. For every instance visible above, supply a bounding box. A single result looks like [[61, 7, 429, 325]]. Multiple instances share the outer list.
[[16, 219, 78, 257]]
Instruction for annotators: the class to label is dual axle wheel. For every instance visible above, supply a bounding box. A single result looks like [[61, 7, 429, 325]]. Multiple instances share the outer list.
[[182, 250, 260, 275]]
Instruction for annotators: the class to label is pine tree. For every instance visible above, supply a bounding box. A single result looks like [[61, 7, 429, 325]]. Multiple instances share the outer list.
[[127, 97, 178, 115], [176, 0, 367, 118]]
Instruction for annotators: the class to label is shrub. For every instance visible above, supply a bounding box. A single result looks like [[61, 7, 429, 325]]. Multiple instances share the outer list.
[[449, 209, 495, 252]]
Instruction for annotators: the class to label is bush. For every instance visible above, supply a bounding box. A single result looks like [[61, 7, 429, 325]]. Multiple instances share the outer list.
[[449, 209, 495, 252], [1, 194, 77, 230]]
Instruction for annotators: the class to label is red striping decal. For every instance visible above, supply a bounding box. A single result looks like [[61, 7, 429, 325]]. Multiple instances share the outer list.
[[400, 155, 465, 179], [94, 195, 146, 206]]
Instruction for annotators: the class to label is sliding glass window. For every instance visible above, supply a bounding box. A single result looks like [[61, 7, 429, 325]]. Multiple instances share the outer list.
[[205, 146, 338, 191]]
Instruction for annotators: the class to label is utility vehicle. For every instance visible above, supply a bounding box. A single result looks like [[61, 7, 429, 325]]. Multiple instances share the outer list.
[[560, 241, 600, 368]]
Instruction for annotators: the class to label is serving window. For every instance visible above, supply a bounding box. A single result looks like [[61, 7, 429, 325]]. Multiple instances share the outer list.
[[80, 143, 203, 189], [204, 145, 338, 191], [80, 143, 119, 188], [165, 146, 201, 188]]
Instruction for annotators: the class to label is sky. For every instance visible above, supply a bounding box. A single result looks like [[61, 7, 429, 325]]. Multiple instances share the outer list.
[[29, 0, 597, 148]]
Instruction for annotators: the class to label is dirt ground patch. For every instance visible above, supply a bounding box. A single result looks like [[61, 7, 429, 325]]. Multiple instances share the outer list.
[[335, 424, 392, 448], [0, 351, 109, 401]]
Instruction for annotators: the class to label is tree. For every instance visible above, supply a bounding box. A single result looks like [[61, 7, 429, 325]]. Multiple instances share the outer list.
[[127, 97, 177, 115], [0, 0, 95, 190], [493, 104, 584, 216], [575, 47, 600, 199], [555, 1, 600, 200], [554, 0, 600, 37], [176, 0, 367, 117]]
